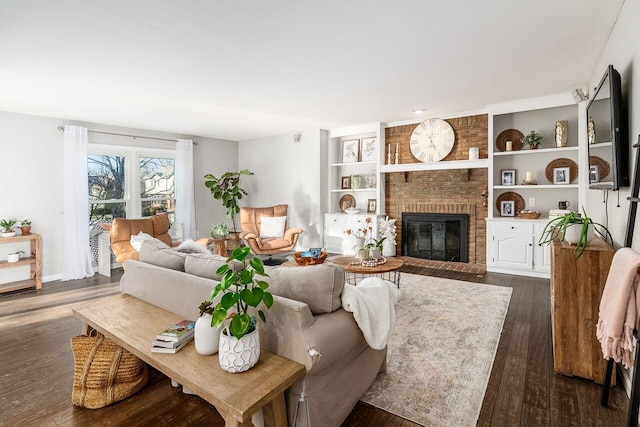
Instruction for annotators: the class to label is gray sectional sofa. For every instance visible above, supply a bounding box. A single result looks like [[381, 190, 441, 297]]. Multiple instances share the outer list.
[[119, 240, 387, 426]]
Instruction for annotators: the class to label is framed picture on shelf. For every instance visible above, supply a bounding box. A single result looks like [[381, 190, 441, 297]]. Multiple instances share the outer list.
[[501, 169, 516, 186], [342, 139, 360, 163], [500, 201, 515, 217], [341, 176, 351, 189], [361, 137, 377, 162], [589, 165, 599, 183], [367, 199, 377, 213], [553, 167, 570, 185]]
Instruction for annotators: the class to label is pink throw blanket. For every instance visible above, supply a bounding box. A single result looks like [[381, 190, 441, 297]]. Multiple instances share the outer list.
[[596, 248, 640, 368]]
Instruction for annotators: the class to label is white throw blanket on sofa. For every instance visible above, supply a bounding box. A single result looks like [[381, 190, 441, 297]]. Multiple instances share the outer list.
[[341, 277, 400, 350]]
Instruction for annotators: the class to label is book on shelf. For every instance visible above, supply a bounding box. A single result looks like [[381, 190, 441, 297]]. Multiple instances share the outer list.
[[152, 338, 185, 349], [151, 337, 191, 354], [155, 319, 195, 342]]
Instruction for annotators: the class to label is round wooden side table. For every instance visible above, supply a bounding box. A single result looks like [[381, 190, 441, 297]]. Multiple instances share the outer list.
[[332, 256, 403, 287]]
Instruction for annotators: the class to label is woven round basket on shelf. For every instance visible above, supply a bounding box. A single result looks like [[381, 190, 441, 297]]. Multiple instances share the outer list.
[[496, 129, 524, 152], [545, 158, 578, 183], [518, 211, 541, 219], [292, 251, 328, 266], [495, 191, 525, 216], [589, 156, 611, 181]]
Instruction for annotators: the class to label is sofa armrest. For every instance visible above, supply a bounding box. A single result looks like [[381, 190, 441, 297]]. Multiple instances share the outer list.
[[240, 231, 259, 240], [259, 296, 366, 375]]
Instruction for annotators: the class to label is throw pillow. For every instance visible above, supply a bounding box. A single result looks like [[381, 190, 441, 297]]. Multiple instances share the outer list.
[[130, 231, 155, 252], [139, 239, 186, 271], [175, 239, 211, 255], [260, 216, 286, 239], [184, 253, 229, 281]]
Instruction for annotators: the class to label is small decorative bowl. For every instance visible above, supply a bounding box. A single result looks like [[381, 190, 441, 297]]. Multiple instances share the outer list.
[[518, 211, 541, 219], [292, 251, 328, 266], [345, 208, 360, 214]]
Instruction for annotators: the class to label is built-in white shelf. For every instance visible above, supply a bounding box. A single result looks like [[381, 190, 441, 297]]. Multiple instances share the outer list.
[[494, 184, 580, 190], [494, 146, 579, 156], [330, 188, 377, 193], [330, 161, 377, 167], [589, 141, 612, 148], [380, 158, 488, 173]]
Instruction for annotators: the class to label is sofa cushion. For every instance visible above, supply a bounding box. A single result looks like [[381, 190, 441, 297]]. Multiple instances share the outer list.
[[139, 239, 186, 271], [265, 264, 344, 314], [184, 253, 229, 281]]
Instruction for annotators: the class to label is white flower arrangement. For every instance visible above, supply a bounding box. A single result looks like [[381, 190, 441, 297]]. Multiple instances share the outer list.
[[378, 216, 397, 244]]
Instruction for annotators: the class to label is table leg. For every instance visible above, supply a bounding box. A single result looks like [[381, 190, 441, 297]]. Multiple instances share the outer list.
[[263, 393, 288, 427], [219, 409, 253, 427], [213, 240, 228, 257]]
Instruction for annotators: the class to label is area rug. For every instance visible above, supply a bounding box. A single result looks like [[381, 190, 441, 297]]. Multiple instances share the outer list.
[[360, 273, 512, 426]]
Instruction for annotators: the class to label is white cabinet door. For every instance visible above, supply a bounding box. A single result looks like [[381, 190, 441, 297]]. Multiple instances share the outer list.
[[493, 232, 533, 270], [324, 214, 381, 255], [533, 223, 551, 272]]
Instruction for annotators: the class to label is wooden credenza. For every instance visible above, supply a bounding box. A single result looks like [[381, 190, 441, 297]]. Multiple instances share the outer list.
[[550, 237, 614, 384]]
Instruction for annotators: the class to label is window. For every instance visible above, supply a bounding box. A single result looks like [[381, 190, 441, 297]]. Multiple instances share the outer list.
[[87, 146, 175, 263]]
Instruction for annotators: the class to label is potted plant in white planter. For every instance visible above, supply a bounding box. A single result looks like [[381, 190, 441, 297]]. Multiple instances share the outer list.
[[0, 218, 18, 238], [208, 246, 273, 373], [539, 207, 612, 258], [7, 250, 24, 263], [364, 237, 386, 260]]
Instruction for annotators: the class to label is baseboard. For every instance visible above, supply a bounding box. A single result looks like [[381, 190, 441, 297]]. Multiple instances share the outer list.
[[43, 274, 62, 283]]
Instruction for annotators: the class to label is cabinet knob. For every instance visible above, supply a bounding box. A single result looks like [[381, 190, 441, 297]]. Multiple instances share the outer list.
[[529, 243, 532, 246], [511, 226, 515, 229]]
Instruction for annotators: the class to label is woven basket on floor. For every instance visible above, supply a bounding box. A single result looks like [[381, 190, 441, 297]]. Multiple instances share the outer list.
[[71, 331, 148, 409]]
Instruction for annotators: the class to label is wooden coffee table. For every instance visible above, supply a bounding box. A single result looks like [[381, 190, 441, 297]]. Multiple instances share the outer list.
[[332, 256, 403, 287], [72, 294, 305, 427]]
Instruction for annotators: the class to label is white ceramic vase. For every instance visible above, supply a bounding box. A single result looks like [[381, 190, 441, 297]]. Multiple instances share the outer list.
[[7, 253, 20, 263], [382, 240, 396, 257], [564, 223, 594, 245], [194, 314, 221, 355], [218, 326, 260, 373]]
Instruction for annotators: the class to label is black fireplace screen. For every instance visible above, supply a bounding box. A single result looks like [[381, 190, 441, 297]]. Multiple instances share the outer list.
[[402, 213, 468, 262]]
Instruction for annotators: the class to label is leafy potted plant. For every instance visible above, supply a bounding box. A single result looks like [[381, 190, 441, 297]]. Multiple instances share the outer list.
[[521, 130, 543, 149], [350, 174, 363, 189], [0, 218, 18, 237], [210, 222, 230, 240], [539, 207, 612, 258], [345, 217, 373, 260], [205, 246, 273, 373], [20, 219, 31, 235], [204, 169, 253, 250], [364, 237, 386, 260]]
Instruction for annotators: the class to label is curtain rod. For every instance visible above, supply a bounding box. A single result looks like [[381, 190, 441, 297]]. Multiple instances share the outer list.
[[56, 126, 198, 145]]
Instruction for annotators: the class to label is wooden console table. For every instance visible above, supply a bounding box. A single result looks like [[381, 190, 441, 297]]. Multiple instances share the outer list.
[[72, 294, 305, 426], [550, 237, 613, 384], [0, 233, 42, 293]]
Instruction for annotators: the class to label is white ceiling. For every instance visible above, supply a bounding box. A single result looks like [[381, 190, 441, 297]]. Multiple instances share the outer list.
[[0, 1, 624, 141]]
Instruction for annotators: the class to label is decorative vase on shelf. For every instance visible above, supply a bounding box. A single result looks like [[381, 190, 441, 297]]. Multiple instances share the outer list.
[[555, 120, 568, 147], [218, 326, 260, 373], [588, 117, 596, 144], [351, 175, 363, 189], [194, 314, 221, 356], [382, 240, 396, 257]]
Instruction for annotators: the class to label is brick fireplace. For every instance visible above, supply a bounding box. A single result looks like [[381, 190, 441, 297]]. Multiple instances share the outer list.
[[385, 114, 488, 266]]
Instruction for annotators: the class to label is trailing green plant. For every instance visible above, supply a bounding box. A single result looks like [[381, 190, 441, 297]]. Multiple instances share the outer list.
[[204, 169, 253, 232], [210, 222, 230, 239], [538, 207, 612, 258], [205, 246, 273, 339], [0, 218, 17, 233], [521, 130, 543, 147]]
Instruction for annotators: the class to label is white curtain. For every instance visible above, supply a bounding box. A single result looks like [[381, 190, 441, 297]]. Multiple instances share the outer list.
[[176, 139, 196, 240], [62, 125, 94, 280]]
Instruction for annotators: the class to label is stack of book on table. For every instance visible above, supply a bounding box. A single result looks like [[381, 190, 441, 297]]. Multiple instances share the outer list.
[[548, 209, 573, 220], [151, 319, 195, 353]]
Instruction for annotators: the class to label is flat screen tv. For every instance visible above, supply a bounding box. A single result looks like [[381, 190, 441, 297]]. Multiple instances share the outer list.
[[587, 64, 628, 190]]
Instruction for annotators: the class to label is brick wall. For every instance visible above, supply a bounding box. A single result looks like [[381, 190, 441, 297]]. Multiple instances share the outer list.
[[385, 114, 488, 265]]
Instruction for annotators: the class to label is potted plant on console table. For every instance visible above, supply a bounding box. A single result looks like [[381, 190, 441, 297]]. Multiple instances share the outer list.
[[204, 169, 253, 251], [538, 207, 612, 258], [199, 246, 273, 373]]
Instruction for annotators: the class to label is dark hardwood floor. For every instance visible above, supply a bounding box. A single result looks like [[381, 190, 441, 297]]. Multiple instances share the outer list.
[[0, 267, 630, 426]]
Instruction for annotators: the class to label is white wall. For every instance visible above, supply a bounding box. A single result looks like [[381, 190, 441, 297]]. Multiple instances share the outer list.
[[585, 0, 640, 251], [584, 0, 640, 398], [238, 130, 328, 249], [0, 110, 237, 283]]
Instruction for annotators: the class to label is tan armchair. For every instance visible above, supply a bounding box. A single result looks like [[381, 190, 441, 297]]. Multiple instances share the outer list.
[[239, 204, 302, 264], [110, 213, 211, 265]]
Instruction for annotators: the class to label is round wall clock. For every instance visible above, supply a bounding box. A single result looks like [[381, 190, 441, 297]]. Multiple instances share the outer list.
[[409, 119, 455, 162]]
